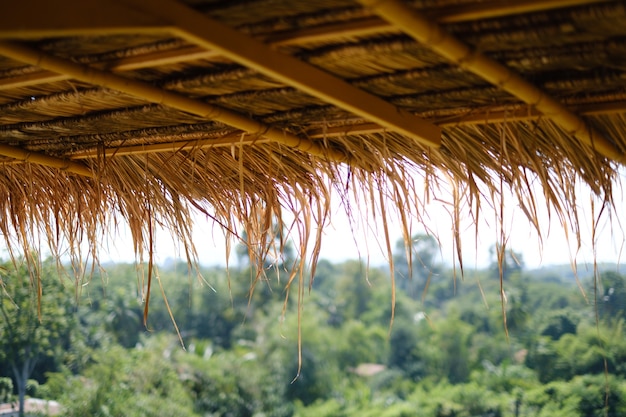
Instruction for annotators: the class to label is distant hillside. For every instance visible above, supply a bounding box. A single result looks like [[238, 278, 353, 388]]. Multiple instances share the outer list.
[[529, 262, 626, 283]]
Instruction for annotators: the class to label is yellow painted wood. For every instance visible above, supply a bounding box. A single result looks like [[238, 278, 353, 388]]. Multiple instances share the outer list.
[[0, 41, 347, 163], [269, 0, 609, 45], [72, 100, 626, 160], [0, 46, 216, 91], [306, 101, 626, 138], [123, 0, 441, 149], [0, 0, 167, 39], [70, 134, 272, 159], [0, 0, 605, 90], [0, 143, 94, 177], [358, 0, 625, 163]]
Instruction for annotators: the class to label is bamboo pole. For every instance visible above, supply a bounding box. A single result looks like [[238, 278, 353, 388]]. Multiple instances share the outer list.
[[71, 99, 626, 159], [0, 46, 218, 91], [0, 143, 94, 177], [306, 101, 626, 138], [0, 0, 167, 39], [123, 0, 441, 149], [358, 0, 626, 163], [0, 40, 347, 163], [268, 0, 609, 46], [70, 134, 272, 159], [0, 0, 606, 90]]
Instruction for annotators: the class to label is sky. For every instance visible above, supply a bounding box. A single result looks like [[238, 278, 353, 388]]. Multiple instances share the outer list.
[[101, 173, 626, 271]]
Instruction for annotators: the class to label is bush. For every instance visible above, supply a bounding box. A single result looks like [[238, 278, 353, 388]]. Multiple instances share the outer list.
[[0, 377, 13, 403]]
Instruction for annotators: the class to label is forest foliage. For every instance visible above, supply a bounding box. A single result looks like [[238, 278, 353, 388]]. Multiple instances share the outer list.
[[1, 236, 626, 417]]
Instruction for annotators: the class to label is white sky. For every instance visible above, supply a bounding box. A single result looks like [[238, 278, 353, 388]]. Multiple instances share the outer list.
[[101, 171, 626, 270]]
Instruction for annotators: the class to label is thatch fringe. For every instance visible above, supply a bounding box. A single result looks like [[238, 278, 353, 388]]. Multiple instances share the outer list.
[[0, 0, 623, 306]]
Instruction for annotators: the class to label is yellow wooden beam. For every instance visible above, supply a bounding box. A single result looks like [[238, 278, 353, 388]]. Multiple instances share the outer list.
[[0, 0, 169, 39], [70, 133, 271, 159], [68, 100, 626, 160], [119, 0, 440, 149], [431, 0, 609, 23], [0, 40, 346, 163], [268, 0, 610, 46], [0, 45, 217, 91], [0, 0, 604, 40], [358, 0, 625, 163], [0, 143, 94, 177], [305, 101, 626, 138], [0, 0, 607, 90]]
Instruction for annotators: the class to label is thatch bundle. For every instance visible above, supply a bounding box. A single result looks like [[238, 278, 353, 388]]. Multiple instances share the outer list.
[[0, 0, 625, 286]]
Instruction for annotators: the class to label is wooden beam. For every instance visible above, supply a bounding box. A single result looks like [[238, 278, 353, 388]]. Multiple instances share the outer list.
[[0, 45, 218, 91], [431, 0, 609, 23], [70, 133, 271, 159], [573, 100, 626, 116], [0, 143, 94, 177], [67, 100, 626, 160], [268, 0, 610, 46], [0, 0, 608, 90], [305, 101, 626, 138], [0, 0, 604, 40], [358, 0, 625, 163], [0, 72, 68, 90], [304, 111, 545, 138], [0, 41, 346, 163], [122, 0, 441, 149], [0, 0, 169, 39]]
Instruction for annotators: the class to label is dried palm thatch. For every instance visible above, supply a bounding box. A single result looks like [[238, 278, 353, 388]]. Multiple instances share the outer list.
[[0, 0, 625, 299]]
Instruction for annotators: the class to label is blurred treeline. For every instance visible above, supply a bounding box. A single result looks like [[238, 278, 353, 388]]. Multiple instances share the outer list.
[[2, 235, 626, 417]]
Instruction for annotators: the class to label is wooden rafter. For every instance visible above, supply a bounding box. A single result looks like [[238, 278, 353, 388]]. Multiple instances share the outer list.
[[306, 101, 626, 138], [0, 0, 169, 39], [268, 0, 610, 45], [0, 40, 347, 163], [0, 0, 606, 40], [0, 0, 609, 90], [123, 0, 440, 149], [358, 0, 625, 163], [66, 100, 626, 161], [70, 133, 271, 159], [0, 0, 441, 149], [0, 143, 93, 177], [0, 45, 219, 91]]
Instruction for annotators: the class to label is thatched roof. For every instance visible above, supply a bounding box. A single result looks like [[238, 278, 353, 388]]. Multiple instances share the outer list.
[[0, 0, 625, 275]]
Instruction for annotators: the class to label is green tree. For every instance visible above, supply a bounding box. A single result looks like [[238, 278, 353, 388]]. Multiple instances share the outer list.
[[393, 234, 441, 299], [0, 377, 12, 403], [489, 244, 524, 281], [525, 374, 626, 417], [335, 261, 374, 321], [336, 320, 387, 369], [599, 271, 626, 319], [46, 340, 198, 417], [431, 317, 474, 383], [0, 257, 75, 417], [541, 310, 578, 340], [387, 319, 424, 379]]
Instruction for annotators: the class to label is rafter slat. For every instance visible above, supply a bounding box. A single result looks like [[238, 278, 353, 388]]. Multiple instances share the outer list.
[[358, 0, 625, 163], [0, 46, 218, 91], [0, 143, 93, 177], [0, 0, 168, 39], [0, 0, 609, 90], [121, 0, 442, 149], [306, 101, 626, 138], [70, 133, 271, 159], [0, 40, 346, 163], [268, 0, 609, 46], [67, 100, 626, 161]]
